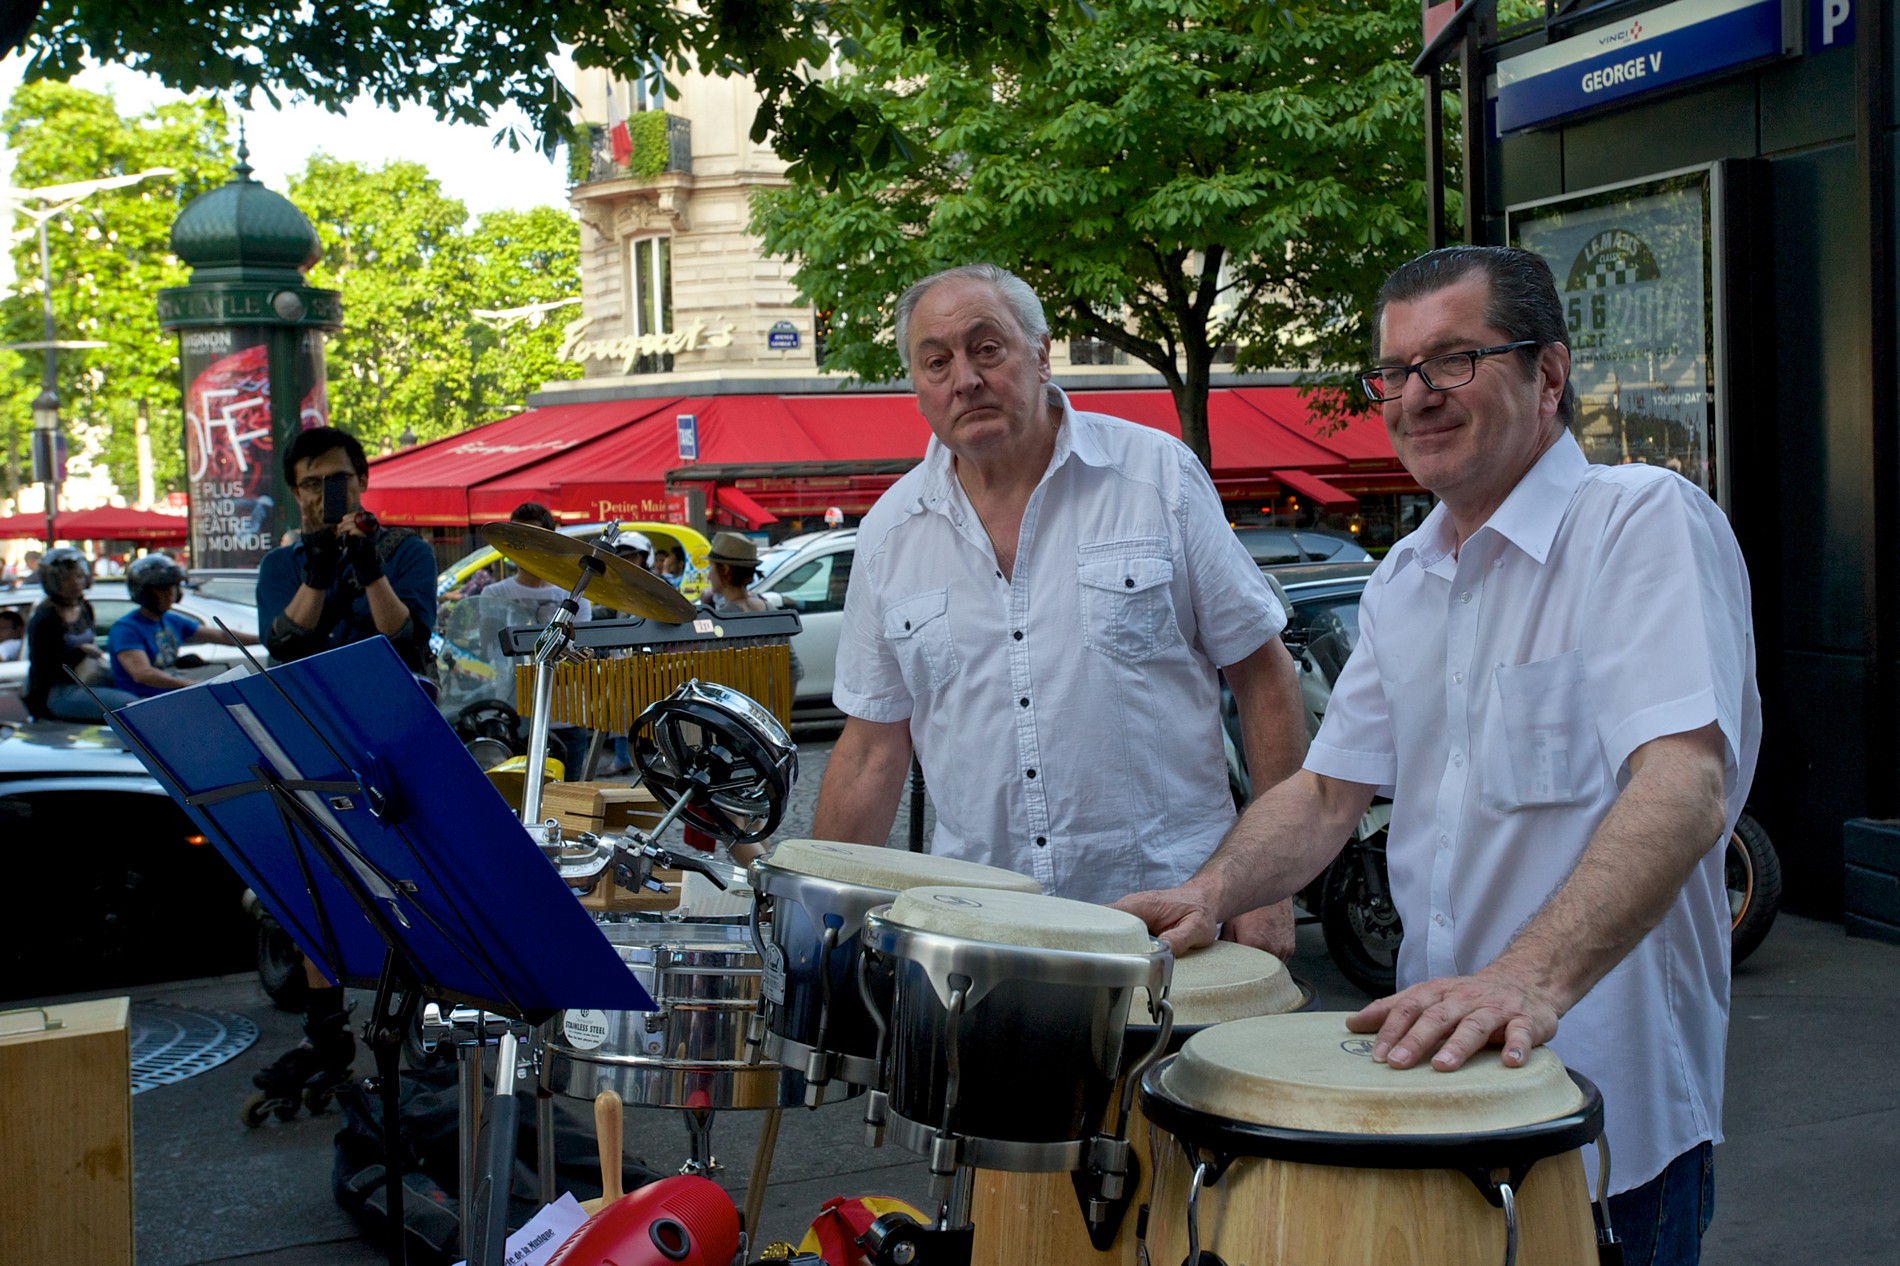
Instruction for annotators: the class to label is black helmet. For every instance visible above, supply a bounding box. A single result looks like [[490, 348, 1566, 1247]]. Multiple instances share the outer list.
[[38, 546, 89, 597], [127, 554, 188, 610]]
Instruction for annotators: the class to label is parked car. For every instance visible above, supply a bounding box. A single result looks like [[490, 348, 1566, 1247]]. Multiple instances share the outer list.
[[0, 719, 253, 999], [0, 576, 259, 722], [1233, 526, 1371, 566], [755, 528, 855, 708]]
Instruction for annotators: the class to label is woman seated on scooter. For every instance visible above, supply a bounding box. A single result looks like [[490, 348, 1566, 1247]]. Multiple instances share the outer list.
[[24, 548, 137, 722]]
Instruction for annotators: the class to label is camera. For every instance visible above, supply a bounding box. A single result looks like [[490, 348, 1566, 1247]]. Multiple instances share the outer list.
[[321, 471, 351, 525]]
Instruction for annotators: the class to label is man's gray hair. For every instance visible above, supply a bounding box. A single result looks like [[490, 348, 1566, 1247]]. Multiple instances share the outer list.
[[894, 263, 1050, 370]]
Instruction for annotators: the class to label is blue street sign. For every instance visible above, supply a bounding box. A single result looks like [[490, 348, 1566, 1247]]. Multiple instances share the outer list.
[[767, 320, 801, 351], [676, 412, 698, 463], [1496, 0, 1798, 135]]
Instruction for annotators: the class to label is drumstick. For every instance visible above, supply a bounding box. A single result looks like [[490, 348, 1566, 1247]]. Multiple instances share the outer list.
[[743, 1106, 783, 1237]]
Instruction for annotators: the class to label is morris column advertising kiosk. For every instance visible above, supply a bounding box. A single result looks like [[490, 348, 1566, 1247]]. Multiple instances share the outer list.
[[157, 146, 341, 568]]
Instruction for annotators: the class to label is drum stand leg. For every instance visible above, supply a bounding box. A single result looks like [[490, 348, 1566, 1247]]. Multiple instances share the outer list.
[[457, 1041, 484, 1253], [533, 1024, 556, 1207], [742, 1107, 782, 1238], [681, 1106, 720, 1177]]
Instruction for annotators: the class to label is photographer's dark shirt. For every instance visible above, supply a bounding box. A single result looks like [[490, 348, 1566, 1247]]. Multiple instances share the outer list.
[[255, 529, 436, 671]]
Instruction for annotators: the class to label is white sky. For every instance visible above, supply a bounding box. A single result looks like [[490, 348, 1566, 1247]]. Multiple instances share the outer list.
[[0, 53, 576, 245]]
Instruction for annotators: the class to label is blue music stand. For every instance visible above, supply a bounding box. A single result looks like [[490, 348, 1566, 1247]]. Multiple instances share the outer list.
[[104, 637, 652, 1266]]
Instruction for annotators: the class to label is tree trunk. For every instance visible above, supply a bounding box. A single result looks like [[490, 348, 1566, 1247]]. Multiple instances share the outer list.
[[1172, 345, 1216, 472]]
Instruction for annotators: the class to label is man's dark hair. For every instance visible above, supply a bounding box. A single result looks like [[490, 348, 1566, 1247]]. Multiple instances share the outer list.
[[282, 427, 370, 485], [509, 502, 559, 532], [1373, 245, 1577, 426]]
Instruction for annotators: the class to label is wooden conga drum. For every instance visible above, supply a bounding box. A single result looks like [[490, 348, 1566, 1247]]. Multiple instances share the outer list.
[[971, 939, 1305, 1265], [1141, 1013, 1604, 1266]]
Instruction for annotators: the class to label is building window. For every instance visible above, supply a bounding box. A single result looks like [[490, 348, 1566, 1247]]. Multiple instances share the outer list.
[[629, 236, 673, 374], [627, 55, 666, 113], [1068, 335, 1126, 366]]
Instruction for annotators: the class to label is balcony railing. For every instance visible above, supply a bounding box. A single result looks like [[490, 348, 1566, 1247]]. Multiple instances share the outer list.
[[573, 114, 693, 186]]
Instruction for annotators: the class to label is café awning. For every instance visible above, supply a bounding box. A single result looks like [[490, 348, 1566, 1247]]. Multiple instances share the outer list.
[[357, 385, 1411, 529], [0, 506, 190, 542]]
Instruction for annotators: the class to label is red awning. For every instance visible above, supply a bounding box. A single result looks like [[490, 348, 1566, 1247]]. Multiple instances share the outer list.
[[0, 507, 190, 542], [357, 385, 1414, 530], [1271, 467, 1359, 509], [713, 485, 779, 528]]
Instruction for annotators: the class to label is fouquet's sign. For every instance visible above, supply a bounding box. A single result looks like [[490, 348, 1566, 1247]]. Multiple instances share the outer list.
[[558, 316, 736, 374]]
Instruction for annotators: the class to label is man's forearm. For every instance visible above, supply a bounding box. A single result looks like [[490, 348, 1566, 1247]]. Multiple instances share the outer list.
[[1193, 770, 1370, 921], [1225, 637, 1308, 793], [281, 583, 325, 630], [364, 576, 411, 637], [1490, 725, 1728, 1012], [811, 717, 913, 844]]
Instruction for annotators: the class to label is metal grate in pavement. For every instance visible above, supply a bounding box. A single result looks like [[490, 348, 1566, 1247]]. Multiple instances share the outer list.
[[130, 1002, 259, 1094]]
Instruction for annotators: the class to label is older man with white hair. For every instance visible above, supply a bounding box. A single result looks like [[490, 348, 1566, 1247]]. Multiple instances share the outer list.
[[810, 263, 1308, 953]]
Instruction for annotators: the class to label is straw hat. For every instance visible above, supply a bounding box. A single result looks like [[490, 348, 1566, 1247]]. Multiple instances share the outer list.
[[707, 531, 759, 565]]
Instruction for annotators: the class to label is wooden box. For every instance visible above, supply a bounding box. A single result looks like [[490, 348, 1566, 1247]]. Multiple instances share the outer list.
[[0, 997, 134, 1266]]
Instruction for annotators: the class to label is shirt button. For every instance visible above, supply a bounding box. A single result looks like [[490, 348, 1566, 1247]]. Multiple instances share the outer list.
[[1035, 836, 1048, 847], [1452, 671, 1464, 685], [1019, 697, 1029, 708], [1026, 769, 1037, 780], [1459, 591, 1471, 604], [903, 620, 911, 631], [1438, 833, 1450, 849], [995, 570, 1003, 580], [1451, 752, 1463, 767], [1434, 913, 1448, 927], [1012, 630, 1023, 641], [1124, 577, 1135, 588]]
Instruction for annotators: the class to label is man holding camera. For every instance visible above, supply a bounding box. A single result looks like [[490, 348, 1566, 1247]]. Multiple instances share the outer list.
[[249, 427, 437, 1108], [256, 428, 436, 674]]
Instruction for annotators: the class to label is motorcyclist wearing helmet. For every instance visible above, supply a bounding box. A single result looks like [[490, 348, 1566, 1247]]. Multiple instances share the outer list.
[[23, 547, 137, 721], [106, 553, 257, 697]]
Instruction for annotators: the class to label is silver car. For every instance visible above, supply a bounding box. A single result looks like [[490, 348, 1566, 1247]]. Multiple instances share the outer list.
[[756, 529, 855, 708]]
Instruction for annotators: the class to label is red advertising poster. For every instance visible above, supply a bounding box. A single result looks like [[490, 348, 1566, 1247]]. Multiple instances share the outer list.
[[181, 328, 331, 567]]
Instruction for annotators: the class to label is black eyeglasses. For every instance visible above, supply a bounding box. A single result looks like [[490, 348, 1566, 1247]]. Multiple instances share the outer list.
[[1358, 340, 1539, 402]]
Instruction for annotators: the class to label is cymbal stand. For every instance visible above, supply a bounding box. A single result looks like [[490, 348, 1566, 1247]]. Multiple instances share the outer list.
[[519, 556, 605, 829], [418, 1003, 538, 1255]]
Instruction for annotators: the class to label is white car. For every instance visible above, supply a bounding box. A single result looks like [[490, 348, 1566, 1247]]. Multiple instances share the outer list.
[[0, 578, 259, 722], [756, 529, 855, 707]]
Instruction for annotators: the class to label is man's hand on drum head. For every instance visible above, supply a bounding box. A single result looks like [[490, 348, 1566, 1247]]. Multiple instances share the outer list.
[[1218, 899, 1296, 962], [1111, 885, 1221, 957], [1345, 966, 1562, 1072]]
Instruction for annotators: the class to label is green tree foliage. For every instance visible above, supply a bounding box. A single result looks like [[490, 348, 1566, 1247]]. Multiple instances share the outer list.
[[752, 0, 1451, 467], [20, 0, 1094, 187], [291, 157, 581, 449], [0, 80, 232, 504]]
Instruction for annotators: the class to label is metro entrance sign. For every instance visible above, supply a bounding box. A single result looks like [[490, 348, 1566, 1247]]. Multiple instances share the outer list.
[[1495, 0, 1801, 135]]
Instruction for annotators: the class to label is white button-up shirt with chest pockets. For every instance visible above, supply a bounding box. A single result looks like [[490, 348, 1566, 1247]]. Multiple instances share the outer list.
[[834, 387, 1285, 905], [1307, 430, 1761, 1194]]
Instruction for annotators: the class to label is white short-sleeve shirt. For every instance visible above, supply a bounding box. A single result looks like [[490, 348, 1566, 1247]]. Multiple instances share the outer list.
[[1306, 430, 1761, 1194], [834, 386, 1286, 904]]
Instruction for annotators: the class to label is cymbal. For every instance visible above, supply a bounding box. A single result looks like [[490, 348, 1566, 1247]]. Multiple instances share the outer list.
[[481, 522, 695, 624]]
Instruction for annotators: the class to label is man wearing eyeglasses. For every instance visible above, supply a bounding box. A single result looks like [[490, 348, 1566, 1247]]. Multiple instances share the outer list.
[[256, 427, 436, 674], [250, 427, 438, 1104], [1119, 246, 1759, 1265]]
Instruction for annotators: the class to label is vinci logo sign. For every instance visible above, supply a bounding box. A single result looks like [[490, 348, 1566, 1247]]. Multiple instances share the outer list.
[[1495, 0, 1802, 135]]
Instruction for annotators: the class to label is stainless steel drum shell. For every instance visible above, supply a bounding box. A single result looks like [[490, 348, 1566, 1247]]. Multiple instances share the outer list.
[[863, 909, 1172, 1172], [749, 863, 900, 1088], [545, 920, 799, 1109]]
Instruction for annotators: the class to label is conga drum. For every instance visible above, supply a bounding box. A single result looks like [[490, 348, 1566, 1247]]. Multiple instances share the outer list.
[[970, 939, 1305, 1265], [1141, 1013, 1605, 1266], [748, 840, 1041, 1105], [861, 886, 1173, 1174]]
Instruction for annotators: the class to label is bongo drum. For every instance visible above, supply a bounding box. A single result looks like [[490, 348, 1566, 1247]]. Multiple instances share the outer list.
[[971, 940, 1303, 1265], [1141, 1013, 1605, 1266], [748, 840, 1040, 1106], [862, 886, 1173, 1175]]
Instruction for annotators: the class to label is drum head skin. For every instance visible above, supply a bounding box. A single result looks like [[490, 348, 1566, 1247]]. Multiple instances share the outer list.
[[884, 886, 1154, 953], [1137, 939, 1301, 1024], [1164, 1013, 1584, 1135], [766, 839, 1041, 894]]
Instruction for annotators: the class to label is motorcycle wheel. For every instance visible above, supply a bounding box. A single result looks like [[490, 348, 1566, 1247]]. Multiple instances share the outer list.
[[256, 919, 308, 1011], [1319, 833, 1404, 999], [1727, 811, 1782, 966]]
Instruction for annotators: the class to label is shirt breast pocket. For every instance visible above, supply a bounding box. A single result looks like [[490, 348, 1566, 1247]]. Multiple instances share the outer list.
[[1488, 650, 1602, 811], [885, 588, 961, 695], [1077, 540, 1178, 664]]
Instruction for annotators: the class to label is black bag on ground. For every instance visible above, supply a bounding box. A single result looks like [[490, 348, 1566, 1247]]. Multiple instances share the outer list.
[[332, 1063, 663, 1265]]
